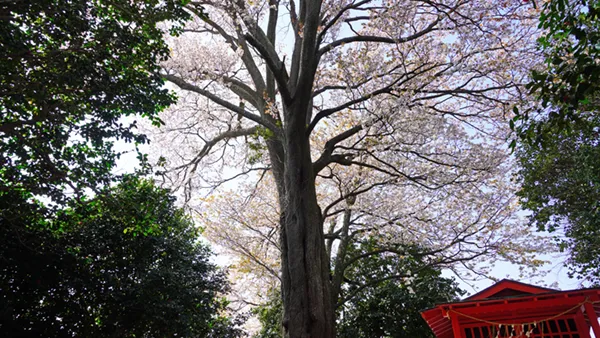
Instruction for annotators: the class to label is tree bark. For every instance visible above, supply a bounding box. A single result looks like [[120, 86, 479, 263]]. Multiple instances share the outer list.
[[279, 104, 335, 338]]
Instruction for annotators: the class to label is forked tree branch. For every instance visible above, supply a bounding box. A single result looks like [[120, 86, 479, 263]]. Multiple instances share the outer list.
[[318, 0, 372, 42], [245, 34, 292, 105], [313, 124, 363, 173]]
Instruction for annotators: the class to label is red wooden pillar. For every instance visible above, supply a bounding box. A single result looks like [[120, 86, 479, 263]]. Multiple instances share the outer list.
[[575, 310, 592, 338], [584, 303, 600, 338], [450, 311, 464, 338]]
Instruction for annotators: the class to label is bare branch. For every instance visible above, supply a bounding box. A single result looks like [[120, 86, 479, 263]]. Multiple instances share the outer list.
[[244, 34, 292, 105], [308, 62, 444, 134], [318, 16, 441, 57], [163, 74, 279, 132], [167, 126, 259, 187]]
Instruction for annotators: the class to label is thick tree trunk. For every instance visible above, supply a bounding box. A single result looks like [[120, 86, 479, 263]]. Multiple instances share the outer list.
[[279, 105, 335, 338]]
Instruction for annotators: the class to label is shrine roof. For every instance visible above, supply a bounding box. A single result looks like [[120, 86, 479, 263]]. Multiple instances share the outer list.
[[420, 280, 600, 338], [464, 279, 557, 301]]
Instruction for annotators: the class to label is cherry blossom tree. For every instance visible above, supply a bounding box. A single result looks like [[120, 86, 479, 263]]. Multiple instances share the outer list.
[[151, 1, 549, 336]]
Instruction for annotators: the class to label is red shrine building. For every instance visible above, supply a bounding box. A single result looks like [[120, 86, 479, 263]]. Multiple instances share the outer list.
[[421, 279, 600, 338]]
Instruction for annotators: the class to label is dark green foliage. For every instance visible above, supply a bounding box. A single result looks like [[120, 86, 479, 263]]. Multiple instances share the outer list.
[[0, 2, 230, 336], [252, 289, 283, 338], [337, 274, 459, 338], [514, 0, 600, 144], [0, 178, 231, 337], [337, 244, 464, 338], [206, 313, 248, 338], [514, 0, 600, 285], [517, 119, 600, 284], [0, 0, 190, 204], [253, 244, 463, 338]]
